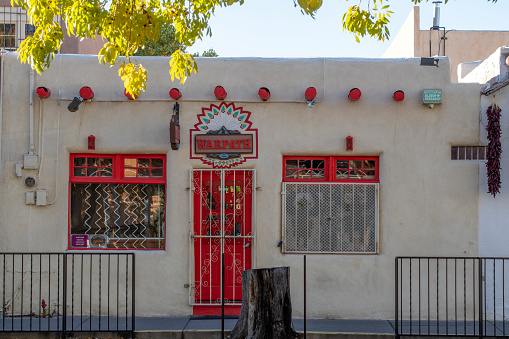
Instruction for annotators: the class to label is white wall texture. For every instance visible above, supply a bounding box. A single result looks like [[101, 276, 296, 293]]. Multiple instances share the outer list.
[[0, 53, 481, 319]]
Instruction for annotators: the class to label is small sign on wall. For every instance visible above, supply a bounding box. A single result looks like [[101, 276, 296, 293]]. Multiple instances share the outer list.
[[71, 234, 89, 248], [90, 235, 107, 248], [423, 89, 442, 104]]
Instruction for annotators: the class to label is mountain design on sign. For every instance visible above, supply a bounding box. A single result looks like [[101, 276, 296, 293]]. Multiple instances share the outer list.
[[207, 126, 240, 135]]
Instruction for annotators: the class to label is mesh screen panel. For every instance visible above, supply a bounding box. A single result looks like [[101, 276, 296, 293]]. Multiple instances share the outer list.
[[283, 183, 378, 254]]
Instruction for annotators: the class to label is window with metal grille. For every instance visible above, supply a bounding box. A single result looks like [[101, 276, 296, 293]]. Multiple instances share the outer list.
[[69, 154, 166, 250], [451, 146, 486, 160], [0, 23, 16, 50], [282, 156, 379, 254]]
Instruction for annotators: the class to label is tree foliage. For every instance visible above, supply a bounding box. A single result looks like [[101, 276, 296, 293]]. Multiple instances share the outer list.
[[13, 0, 498, 98], [134, 23, 181, 57], [193, 48, 219, 57]]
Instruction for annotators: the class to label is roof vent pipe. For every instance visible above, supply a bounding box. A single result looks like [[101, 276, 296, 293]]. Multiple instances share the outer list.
[[432, 1, 442, 30]]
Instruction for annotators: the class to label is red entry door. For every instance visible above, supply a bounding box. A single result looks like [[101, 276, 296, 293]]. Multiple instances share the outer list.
[[192, 170, 254, 305]]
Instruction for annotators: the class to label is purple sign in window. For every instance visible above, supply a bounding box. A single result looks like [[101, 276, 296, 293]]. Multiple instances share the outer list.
[[71, 235, 89, 248]]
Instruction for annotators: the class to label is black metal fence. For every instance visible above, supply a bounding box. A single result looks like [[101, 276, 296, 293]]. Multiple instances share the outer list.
[[0, 253, 135, 337], [396, 257, 509, 338]]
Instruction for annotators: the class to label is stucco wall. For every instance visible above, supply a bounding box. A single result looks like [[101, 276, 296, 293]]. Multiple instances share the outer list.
[[0, 54, 480, 319]]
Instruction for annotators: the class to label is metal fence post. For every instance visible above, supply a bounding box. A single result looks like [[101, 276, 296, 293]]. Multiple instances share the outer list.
[[395, 257, 399, 339], [478, 258, 483, 339], [132, 253, 136, 337], [62, 254, 67, 339]]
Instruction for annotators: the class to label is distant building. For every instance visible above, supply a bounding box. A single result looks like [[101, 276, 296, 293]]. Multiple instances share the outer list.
[[383, 6, 509, 82], [0, 0, 103, 54]]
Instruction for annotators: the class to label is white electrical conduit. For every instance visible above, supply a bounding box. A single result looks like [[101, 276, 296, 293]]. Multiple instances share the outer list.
[[29, 69, 35, 154], [38, 100, 60, 205]]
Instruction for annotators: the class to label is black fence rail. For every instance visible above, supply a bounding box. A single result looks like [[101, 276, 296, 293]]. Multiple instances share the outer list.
[[396, 257, 509, 338], [0, 253, 135, 338]]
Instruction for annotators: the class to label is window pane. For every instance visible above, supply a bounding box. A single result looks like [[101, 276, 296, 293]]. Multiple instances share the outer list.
[[74, 168, 85, 176], [479, 146, 485, 160], [336, 160, 348, 169], [87, 168, 99, 177], [465, 146, 472, 160], [363, 160, 376, 169], [124, 158, 137, 167], [70, 183, 165, 249], [74, 157, 86, 166], [312, 160, 325, 169], [151, 168, 163, 177], [138, 168, 150, 177], [336, 170, 348, 179], [87, 158, 99, 167], [350, 160, 362, 169], [298, 159, 312, 169], [312, 170, 324, 179], [124, 168, 136, 177], [151, 158, 163, 168], [472, 146, 478, 160], [100, 158, 112, 167], [451, 146, 458, 160], [139, 159, 150, 168], [363, 170, 376, 180], [350, 170, 362, 179], [285, 159, 298, 169], [6, 37, 15, 48], [100, 168, 112, 177], [458, 146, 465, 160], [298, 170, 312, 179], [285, 169, 298, 179]]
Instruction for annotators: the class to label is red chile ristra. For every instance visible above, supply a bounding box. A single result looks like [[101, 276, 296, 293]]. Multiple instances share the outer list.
[[486, 103, 502, 197]]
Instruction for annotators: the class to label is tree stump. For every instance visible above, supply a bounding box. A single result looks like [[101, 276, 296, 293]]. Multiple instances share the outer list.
[[229, 267, 299, 339]]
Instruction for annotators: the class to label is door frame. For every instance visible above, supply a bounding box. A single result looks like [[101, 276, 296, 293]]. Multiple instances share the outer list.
[[188, 169, 256, 307]]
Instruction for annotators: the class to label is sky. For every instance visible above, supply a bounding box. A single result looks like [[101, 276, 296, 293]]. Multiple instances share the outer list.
[[188, 0, 509, 58]]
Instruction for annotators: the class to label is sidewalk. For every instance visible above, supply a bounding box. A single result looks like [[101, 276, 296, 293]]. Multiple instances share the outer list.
[[0, 316, 397, 338], [135, 316, 396, 339]]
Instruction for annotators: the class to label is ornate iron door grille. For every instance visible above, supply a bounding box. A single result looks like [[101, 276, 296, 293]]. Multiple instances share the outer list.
[[282, 182, 379, 254], [190, 169, 255, 305]]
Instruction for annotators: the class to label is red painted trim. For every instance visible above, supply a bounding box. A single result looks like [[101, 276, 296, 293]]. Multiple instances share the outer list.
[[193, 305, 241, 316], [283, 156, 379, 183]]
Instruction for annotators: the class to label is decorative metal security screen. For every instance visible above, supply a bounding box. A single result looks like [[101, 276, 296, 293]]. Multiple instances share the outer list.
[[191, 169, 255, 305], [70, 183, 165, 249], [282, 182, 378, 254]]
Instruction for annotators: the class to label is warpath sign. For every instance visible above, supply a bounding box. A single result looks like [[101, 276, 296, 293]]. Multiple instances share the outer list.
[[190, 102, 258, 168]]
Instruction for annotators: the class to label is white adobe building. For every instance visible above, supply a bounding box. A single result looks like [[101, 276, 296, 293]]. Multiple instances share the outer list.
[[0, 53, 481, 319]]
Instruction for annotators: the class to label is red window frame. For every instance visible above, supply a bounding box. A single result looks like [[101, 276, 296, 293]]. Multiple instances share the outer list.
[[69, 154, 166, 185], [283, 156, 379, 183], [69, 154, 166, 251]]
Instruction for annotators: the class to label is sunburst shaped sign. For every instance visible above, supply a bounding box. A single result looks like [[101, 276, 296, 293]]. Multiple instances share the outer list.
[[190, 102, 258, 168]]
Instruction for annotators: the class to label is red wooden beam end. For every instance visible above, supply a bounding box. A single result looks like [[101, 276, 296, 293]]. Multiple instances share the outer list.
[[258, 87, 271, 101], [169, 88, 182, 100], [348, 88, 361, 101], [305, 87, 317, 101], [214, 86, 227, 100], [124, 88, 138, 100], [393, 90, 405, 102], [36, 87, 51, 98], [79, 86, 94, 100]]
